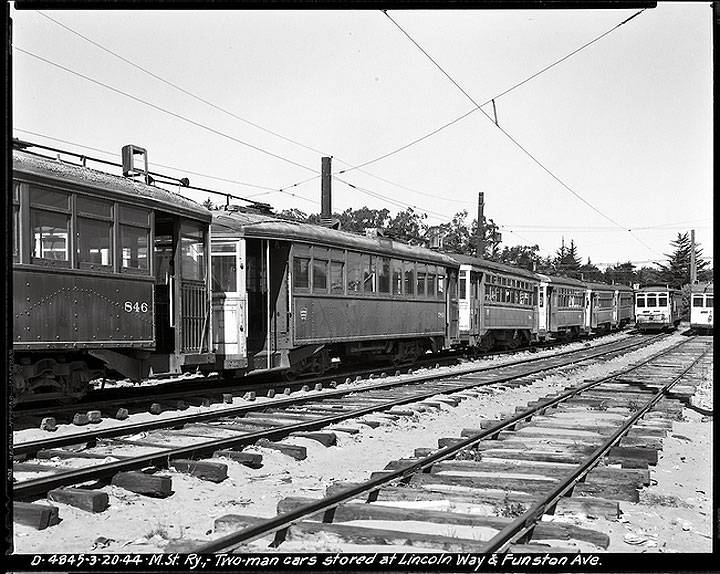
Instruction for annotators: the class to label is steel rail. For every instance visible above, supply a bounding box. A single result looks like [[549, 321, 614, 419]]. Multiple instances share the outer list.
[[13, 335, 664, 499], [189, 336, 694, 553], [482, 337, 710, 552], [13, 334, 657, 457]]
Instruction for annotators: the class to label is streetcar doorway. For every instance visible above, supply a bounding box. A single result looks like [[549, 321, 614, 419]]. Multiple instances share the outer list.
[[153, 216, 175, 354], [245, 239, 290, 370]]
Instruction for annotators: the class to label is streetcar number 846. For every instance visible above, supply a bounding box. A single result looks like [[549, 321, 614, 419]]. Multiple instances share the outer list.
[[124, 301, 149, 313]]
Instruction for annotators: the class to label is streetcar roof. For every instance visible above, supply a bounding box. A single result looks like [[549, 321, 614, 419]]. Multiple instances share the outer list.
[[211, 210, 460, 267], [452, 254, 539, 281], [13, 149, 211, 222]]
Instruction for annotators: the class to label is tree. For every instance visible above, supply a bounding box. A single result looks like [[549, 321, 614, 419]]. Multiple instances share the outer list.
[[335, 206, 390, 234], [434, 210, 473, 255], [386, 207, 427, 245], [554, 238, 582, 278], [277, 208, 311, 222], [636, 265, 662, 286], [497, 245, 542, 271], [656, 232, 709, 288], [579, 258, 604, 283], [603, 261, 635, 286], [202, 197, 215, 210]]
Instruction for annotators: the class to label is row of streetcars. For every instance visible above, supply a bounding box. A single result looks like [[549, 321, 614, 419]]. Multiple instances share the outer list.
[[454, 255, 635, 351], [9, 142, 694, 402]]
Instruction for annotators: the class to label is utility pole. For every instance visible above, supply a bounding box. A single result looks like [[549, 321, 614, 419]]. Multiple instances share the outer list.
[[476, 192, 485, 257], [690, 229, 697, 284], [320, 157, 332, 225]]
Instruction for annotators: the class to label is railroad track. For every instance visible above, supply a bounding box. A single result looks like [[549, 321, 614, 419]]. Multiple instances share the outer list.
[[12, 332, 691, 542], [13, 332, 632, 428], [183, 335, 711, 554]]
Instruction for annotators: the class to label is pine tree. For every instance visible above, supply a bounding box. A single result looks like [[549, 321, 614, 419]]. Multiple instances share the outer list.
[[554, 238, 582, 278], [656, 232, 709, 288]]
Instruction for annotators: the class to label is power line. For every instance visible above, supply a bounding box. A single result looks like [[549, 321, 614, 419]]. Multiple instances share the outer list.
[[35, 11, 468, 208], [15, 47, 320, 175], [15, 48, 448, 218], [383, 10, 660, 258], [36, 11, 333, 161], [14, 128, 281, 193], [352, 8, 647, 175]]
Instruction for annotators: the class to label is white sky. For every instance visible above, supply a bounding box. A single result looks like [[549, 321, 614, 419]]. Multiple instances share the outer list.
[[11, 3, 713, 269]]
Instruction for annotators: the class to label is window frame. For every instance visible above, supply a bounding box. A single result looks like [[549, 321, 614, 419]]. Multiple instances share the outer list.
[[76, 196, 114, 271], [29, 185, 72, 267]]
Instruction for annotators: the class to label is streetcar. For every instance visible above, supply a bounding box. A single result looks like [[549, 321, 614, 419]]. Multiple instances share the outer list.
[[634, 285, 682, 332], [690, 281, 713, 333]]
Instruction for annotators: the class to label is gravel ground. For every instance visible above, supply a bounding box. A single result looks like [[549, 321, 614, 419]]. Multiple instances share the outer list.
[[12, 332, 710, 555]]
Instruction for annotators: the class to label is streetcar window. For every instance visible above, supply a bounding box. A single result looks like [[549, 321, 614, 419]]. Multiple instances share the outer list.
[[77, 218, 113, 267], [120, 205, 153, 275], [636, 295, 645, 307], [646, 295, 657, 307], [212, 255, 237, 293], [416, 265, 427, 297], [392, 259, 403, 295], [437, 274, 445, 299], [346, 252, 362, 293], [692, 296, 703, 307], [180, 236, 205, 280], [658, 296, 668, 307], [362, 255, 375, 293], [313, 259, 328, 292], [377, 257, 390, 294], [122, 226, 150, 272], [459, 277, 467, 300], [293, 257, 310, 289], [30, 187, 70, 210], [404, 262, 415, 296], [706, 297, 713, 308], [212, 242, 237, 253], [77, 197, 113, 218], [31, 210, 69, 263], [427, 271, 436, 297], [119, 204, 150, 226], [329, 261, 344, 294]]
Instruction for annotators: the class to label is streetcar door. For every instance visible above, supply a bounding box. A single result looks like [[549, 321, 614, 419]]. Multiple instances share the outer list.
[[537, 285, 547, 333], [154, 216, 176, 353], [211, 240, 247, 365], [177, 222, 209, 354]]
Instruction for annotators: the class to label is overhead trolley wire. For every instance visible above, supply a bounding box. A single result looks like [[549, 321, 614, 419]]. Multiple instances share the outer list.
[[382, 9, 660, 257], [35, 11, 467, 208], [337, 9, 647, 175], [16, 46, 450, 220], [15, 47, 320, 175], [14, 128, 281, 193]]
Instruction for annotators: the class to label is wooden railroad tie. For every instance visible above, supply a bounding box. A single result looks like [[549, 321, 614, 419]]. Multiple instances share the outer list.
[[213, 450, 264, 469], [14, 502, 60, 530], [47, 487, 109, 513], [276, 497, 610, 549], [170, 459, 228, 483], [111, 471, 172, 497], [289, 431, 337, 447], [256, 439, 307, 460]]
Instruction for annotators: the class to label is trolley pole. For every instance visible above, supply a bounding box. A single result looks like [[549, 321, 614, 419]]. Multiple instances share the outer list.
[[476, 192, 485, 257], [690, 229, 697, 284]]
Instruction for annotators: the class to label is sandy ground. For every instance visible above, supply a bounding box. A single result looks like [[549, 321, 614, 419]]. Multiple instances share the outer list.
[[11, 332, 711, 555]]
